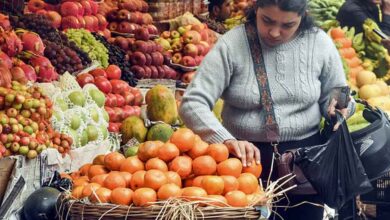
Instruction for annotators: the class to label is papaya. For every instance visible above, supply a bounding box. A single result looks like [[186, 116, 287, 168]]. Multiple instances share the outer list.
[[146, 123, 174, 142], [145, 85, 178, 124], [121, 116, 148, 144]]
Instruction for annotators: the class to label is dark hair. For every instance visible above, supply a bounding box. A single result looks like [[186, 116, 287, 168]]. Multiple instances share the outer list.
[[208, 0, 226, 14], [246, 0, 316, 32]]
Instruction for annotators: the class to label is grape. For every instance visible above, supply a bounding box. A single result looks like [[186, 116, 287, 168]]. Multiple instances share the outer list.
[[44, 40, 84, 74], [65, 29, 109, 68], [92, 33, 136, 86]]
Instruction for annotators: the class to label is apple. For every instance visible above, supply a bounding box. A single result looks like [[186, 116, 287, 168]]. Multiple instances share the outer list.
[[171, 30, 180, 39], [96, 14, 108, 30], [140, 1, 149, 12], [151, 52, 164, 66], [62, 16, 80, 30], [98, 29, 111, 39], [118, 9, 131, 21], [161, 31, 170, 39], [115, 94, 125, 107], [143, 66, 152, 78], [113, 107, 124, 121], [89, 0, 98, 15], [108, 122, 120, 132], [200, 29, 210, 42], [83, 16, 95, 32], [60, 1, 80, 17], [110, 79, 130, 94], [77, 73, 95, 87], [131, 65, 146, 79], [122, 105, 135, 118], [95, 77, 112, 93], [156, 66, 166, 78], [183, 43, 199, 57], [130, 51, 147, 66], [198, 41, 210, 55], [132, 40, 149, 53], [172, 53, 182, 64], [191, 24, 206, 33], [182, 56, 197, 67], [121, 91, 135, 105], [134, 28, 150, 41], [145, 24, 159, 35], [142, 13, 153, 25], [27, 0, 45, 13], [119, 1, 136, 11], [106, 65, 121, 80], [134, 11, 144, 24], [45, 11, 62, 29], [107, 10, 119, 21], [89, 68, 107, 78], [171, 41, 183, 52], [147, 40, 156, 52], [81, 0, 92, 16], [77, 16, 86, 29], [156, 38, 171, 51], [145, 53, 152, 66], [163, 65, 176, 79], [162, 51, 172, 64], [108, 22, 118, 31], [115, 36, 129, 50], [183, 30, 201, 44], [44, 2, 59, 11], [36, 9, 47, 16], [195, 56, 204, 66], [117, 21, 133, 33], [91, 16, 99, 32], [149, 66, 158, 78]]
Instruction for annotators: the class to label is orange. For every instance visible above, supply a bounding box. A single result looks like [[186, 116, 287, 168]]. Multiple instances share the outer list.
[[145, 158, 168, 172], [130, 170, 146, 190], [73, 178, 89, 188], [169, 128, 196, 152], [207, 195, 227, 207], [82, 183, 101, 198], [242, 162, 262, 178], [247, 192, 267, 206], [169, 156, 192, 178], [92, 154, 105, 165], [330, 27, 345, 40], [104, 152, 126, 171], [217, 158, 242, 178], [207, 144, 229, 162], [237, 173, 258, 194], [78, 176, 89, 181], [111, 188, 133, 205], [184, 178, 194, 187], [192, 176, 205, 187], [88, 165, 109, 179], [165, 171, 182, 187], [70, 171, 81, 180], [137, 141, 163, 162], [192, 155, 216, 176], [89, 187, 111, 203], [133, 188, 157, 207], [90, 174, 108, 186], [187, 135, 209, 159], [120, 156, 145, 174], [221, 175, 239, 195], [103, 172, 127, 190], [119, 172, 132, 188], [71, 186, 84, 199], [157, 183, 182, 200], [201, 176, 224, 195], [79, 163, 92, 176], [181, 187, 208, 201], [225, 190, 248, 207], [157, 143, 180, 162], [144, 169, 168, 191]]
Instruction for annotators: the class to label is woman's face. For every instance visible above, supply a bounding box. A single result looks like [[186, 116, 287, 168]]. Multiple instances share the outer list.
[[256, 5, 302, 47]]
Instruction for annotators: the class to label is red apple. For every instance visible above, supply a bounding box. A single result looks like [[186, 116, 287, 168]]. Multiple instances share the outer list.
[[110, 79, 130, 94], [183, 30, 201, 44], [75, 2, 85, 16], [143, 66, 152, 78], [83, 16, 95, 32], [183, 43, 199, 57], [182, 56, 197, 67], [132, 40, 149, 53], [115, 94, 125, 107], [46, 11, 62, 29], [172, 53, 182, 64], [91, 15, 99, 32], [36, 9, 47, 16], [95, 77, 112, 93], [140, 1, 149, 12], [145, 53, 152, 66], [198, 41, 210, 55], [149, 66, 158, 79], [96, 14, 108, 30], [163, 65, 176, 79], [27, 0, 45, 13], [60, 1, 80, 17], [81, 0, 92, 16], [107, 10, 119, 21], [0, 14, 11, 31], [117, 21, 133, 33], [134, 28, 149, 41], [115, 36, 129, 50], [156, 66, 166, 79], [119, 1, 137, 12], [142, 13, 153, 25], [151, 52, 164, 66], [195, 56, 204, 66], [118, 9, 131, 21], [89, 68, 107, 78], [61, 16, 80, 29], [113, 107, 124, 121], [108, 22, 118, 31], [162, 51, 172, 64], [108, 122, 120, 132], [121, 91, 135, 105], [89, 0, 98, 15], [181, 71, 196, 83], [76, 73, 94, 87], [77, 16, 86, 29], [122, 105, 135, 118], [130, 51, 147, 66], [106, 65, 122, 80], [145, 24, 158, 35], [44, 2, 59, 11], [131, 65, 146, 79]]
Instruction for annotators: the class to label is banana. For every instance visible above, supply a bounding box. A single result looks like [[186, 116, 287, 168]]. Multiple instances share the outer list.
[[346, 27, 356, 39], [352, 33, 365, 51]]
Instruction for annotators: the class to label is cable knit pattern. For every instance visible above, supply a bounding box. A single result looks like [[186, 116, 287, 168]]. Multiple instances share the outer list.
[[179, 24, 355, 143]]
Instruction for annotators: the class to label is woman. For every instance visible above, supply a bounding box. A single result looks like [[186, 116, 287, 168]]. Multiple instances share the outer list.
[[179, 0, 355, 219]]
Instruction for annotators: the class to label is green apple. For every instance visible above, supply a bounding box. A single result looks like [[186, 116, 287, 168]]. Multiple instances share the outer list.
[[89, 89, 105, 107], [68, 91, 86, 107], [86, 125, 98, 142]]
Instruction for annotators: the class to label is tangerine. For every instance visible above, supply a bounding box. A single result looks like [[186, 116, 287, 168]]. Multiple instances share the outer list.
[[79, 163, 92, 176], [207, 144, 229, 162], [89, 187, 111, 203], [88, 165, 109, 179], [181, 187, 208, 201], [144, 169, 168, 191], [157, 183, 182, 200], [145, 158, 168, 171], [217, 158, 242, 178], [237, 173, 258, 194], [92, 154, 105, 165], [71, 186, 84, 199], [157, 143, 180, 162], [119, 156, 145, 174], [192, 155, 217, 176], [242, 162, 262, 178], [104, 152, 126, 171], [133, 188, 157, 206], [192, 176, 205, 187], [82, 182, 101, 198], [187, 135, 209, 159], [73, 178, 89, 188], [169, 128, 195, 152], [137, 141, 163, 162], [169, 156, 192, 178], [119, 172, 132, 188], [207, 195, 228, 207], [111, 188, 133, 205], [225, 190, 248, 207], [165, 171, 182, 187], [130, 170, 146, 190], [103, 172, 127, 190], [221, 175, 239, 195], [90, 174, 108, 186], [201, 176, 224, 195]]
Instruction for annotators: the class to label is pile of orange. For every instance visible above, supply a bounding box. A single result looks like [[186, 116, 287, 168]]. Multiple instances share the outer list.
[[66, 128, 264, 207]]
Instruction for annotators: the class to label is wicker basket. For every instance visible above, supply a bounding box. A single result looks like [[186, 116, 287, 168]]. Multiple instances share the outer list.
[[58, 196, 269, 220]]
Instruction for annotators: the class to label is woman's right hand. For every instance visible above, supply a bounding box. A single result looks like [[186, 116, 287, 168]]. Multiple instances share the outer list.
[[223, 139, 261, 167]]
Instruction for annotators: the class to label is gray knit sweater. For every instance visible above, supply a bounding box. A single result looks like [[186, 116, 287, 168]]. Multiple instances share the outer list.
[[179, 24, 355, 143]]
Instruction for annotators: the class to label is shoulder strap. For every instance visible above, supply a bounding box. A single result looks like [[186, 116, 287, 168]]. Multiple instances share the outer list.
[[245, 21, 280, 142]]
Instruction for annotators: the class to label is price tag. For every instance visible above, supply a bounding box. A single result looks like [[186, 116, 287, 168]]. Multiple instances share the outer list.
[[121, 137, 140, 154]]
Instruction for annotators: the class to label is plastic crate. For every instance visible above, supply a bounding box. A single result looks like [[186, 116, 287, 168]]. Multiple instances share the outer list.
[[361, 172, 390, 205]]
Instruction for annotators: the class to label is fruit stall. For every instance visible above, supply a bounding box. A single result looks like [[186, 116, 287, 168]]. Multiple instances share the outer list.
[[0, 0, 388, 219]]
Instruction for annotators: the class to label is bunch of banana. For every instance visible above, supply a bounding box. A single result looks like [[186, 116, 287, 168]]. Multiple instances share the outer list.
[[352, 33, 365, 52], [344, 26, 356, 39], [320, 19, 340, 32], [308, 0, 345, 24], [363, 19, 382, 43], [224, 15, 246, 30]]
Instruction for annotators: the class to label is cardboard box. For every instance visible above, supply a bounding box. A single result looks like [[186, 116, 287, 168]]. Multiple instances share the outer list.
[[0, 158, 16, 204]]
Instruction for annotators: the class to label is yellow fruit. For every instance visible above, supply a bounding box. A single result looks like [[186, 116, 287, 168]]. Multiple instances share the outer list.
[[120, 116, 148, 144], [356, 70, 377, 87], [375, 80, 390, 96], [359, 84, 382, 100], [367, 96, 390, 111], [146, 85, 178, 125]]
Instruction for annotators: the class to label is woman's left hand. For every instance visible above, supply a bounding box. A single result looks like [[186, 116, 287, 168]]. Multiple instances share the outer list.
[[327, 97, 351, 131]]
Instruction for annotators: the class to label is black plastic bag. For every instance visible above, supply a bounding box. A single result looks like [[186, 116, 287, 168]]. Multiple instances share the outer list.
[[351, 100, 390, 181], [294, 113, 372, 209], [42, 171, 72, 192]]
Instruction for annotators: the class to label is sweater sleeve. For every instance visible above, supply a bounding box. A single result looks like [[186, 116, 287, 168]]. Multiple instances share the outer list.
[[179, 38, 236, 143], [318, 31, 355, 119]]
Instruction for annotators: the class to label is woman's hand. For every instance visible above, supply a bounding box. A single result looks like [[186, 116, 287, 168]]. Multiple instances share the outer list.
[[327, 97, 351, 131], [224, 139, 261, 167]]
